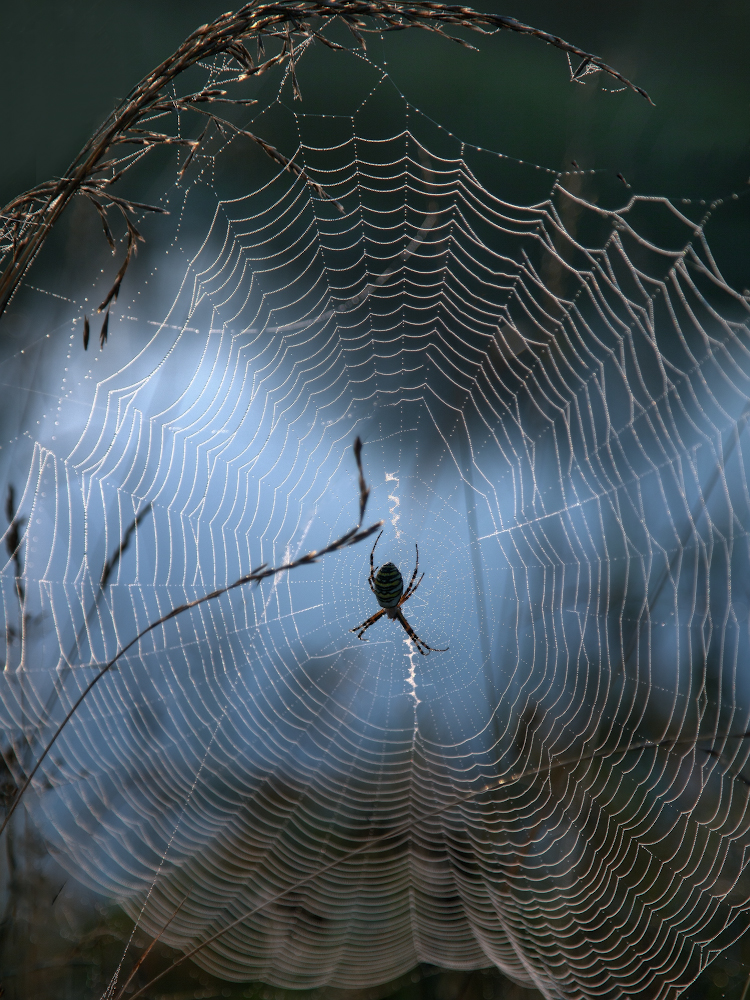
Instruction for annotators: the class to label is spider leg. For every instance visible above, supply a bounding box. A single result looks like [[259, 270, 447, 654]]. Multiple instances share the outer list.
[[368, 529, 383, 593], [401, 543, 421, 602], [394, 609, 448, 655], [401, 572, 424, 605], [351, 607, 386, 640]]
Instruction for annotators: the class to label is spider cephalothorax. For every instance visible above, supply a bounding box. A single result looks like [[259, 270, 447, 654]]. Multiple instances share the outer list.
[[350, 531, 448, 655]]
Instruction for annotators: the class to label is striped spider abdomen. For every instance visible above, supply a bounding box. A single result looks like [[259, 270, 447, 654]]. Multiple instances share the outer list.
[[350, 531, 448, 655], [373, 562, 404, 609]]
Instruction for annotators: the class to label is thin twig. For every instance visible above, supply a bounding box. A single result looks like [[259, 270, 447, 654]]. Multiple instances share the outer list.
[[0, 437, 382, 838], [0, 0, 651, 323], [33, 504, 152, 737], [353, 435, 369, 525], [4, 485, 25, 606], [100, 504, 153, 591], [109, 894, 189, 999]]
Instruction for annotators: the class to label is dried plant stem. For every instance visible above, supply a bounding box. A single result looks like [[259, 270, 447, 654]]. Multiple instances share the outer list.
[[32, 503, 153, 739], [0, 437, 382, 838], [108, 895, 189, 999], [0, 0, 651, 323]]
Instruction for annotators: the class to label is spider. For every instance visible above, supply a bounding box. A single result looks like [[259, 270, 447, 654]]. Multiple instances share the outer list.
[[350, 531, 448, 655]]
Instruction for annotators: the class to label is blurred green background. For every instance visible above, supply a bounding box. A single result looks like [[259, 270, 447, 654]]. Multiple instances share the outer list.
[[0, 2, 748, 998], [2, 0, 748, 295], [1, 0, 748, 201]]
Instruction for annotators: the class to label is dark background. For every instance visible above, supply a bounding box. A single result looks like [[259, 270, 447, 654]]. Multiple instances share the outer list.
[[1, 1, 748, 202]]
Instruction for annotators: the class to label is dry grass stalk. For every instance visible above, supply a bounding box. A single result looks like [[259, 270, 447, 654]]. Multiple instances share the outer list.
[[0, 0, 651, 329], [0, 437, 382, 838]]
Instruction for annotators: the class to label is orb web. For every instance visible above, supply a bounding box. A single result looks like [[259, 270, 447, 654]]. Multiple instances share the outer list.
[[1, 34, 750, 1000]]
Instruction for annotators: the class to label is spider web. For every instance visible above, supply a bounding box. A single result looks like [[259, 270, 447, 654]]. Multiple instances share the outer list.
[[2, 29, 750, 1000]]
